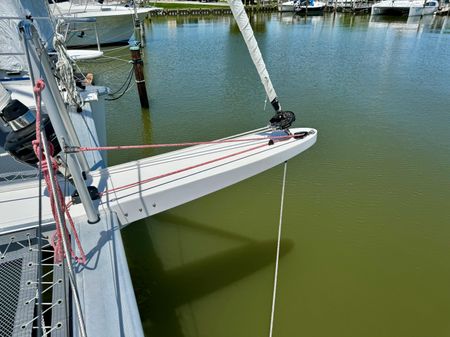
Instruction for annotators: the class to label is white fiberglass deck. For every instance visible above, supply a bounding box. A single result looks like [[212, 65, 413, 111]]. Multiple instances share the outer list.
[[88, 127, 317, 225], [0, 127, 316, 232], [73, 210, 143, 337]]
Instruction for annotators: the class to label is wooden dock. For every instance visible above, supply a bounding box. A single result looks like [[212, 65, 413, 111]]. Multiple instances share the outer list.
[[149, 5, 277, 16]]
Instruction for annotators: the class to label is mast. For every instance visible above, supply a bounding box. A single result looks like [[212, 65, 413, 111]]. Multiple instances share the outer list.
[[227, 0, 295, 129], [19, 20, 100, 224]]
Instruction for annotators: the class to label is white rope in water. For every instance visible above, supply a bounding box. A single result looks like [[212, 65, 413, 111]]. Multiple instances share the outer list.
[[269, 161, 288, 337]]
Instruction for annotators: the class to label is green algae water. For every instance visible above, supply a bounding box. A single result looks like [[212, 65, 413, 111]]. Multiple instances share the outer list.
[[85, 13, 450, 337]]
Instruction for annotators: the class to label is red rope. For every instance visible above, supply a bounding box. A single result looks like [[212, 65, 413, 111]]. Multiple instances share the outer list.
[[88, 132, 308, 198], [33, 79, 86, 265], [72, 134, 298, 153], [91, 132, 309, 198], [100, 142, 268, 197]]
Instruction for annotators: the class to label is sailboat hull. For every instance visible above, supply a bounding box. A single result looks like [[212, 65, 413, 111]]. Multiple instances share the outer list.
[[64, 12, 149, 47], [90, 127, 317, 225], [0, 127, 316, 231], [48, 3, 157, 47]]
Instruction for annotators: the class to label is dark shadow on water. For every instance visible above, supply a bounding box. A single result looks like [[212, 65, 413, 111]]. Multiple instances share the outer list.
[[370, 15, 409, 23], [123, 218, 294, 337], [156, 213, 257, 244]]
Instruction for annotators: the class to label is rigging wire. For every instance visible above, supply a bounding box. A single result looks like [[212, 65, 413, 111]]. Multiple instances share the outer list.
[[62, 150, 71, 336], [21, 24, 44, 337], [65, 132, 307, 152], [36, 82, 44, 337], [65, 133, 298, 209], [102, 44, 130, 54], [41, 130, 88, 337], [269, 161, 288, 337], [98, 142, 269, 197], [95, 55, 131, 63]]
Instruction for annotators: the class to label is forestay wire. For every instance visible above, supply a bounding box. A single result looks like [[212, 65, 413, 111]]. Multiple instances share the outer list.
[[269, 161, 288, 337]]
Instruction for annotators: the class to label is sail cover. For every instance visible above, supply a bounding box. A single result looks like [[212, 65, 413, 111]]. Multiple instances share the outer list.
[[0, 3, 26, 72], [0, 0, 54, 72], [227, 0, 281, 111]]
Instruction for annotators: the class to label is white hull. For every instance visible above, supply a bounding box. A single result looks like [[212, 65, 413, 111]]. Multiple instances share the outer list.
[[371, 0, 438, 16], [280, 1, 295, 12], [295, 1, 327, 13], [96, 128, 317, 225], [0, 128, 317, 232], [408, 3, 438, 15], [49, 3, 156, 46]]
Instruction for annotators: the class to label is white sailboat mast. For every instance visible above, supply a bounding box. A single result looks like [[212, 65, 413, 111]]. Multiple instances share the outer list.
[[227, 0, 281, 112]]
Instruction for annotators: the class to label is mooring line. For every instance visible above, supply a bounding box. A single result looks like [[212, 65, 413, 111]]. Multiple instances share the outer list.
[[269, 161, 288, 337]]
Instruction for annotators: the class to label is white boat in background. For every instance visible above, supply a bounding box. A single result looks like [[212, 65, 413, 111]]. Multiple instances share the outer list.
[[294, 0, 327, 14], [280, 1, 296, 12], [278, 0, 326, 12], [371, 0, 439, 16], [326, 0, 371, 13], [48, 0, 160, 47], [408, 0, 439, 15], [280, 0, 326, 12]]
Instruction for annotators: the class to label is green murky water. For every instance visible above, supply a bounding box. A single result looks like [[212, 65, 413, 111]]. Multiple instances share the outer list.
[[83, 13, 450, 337]]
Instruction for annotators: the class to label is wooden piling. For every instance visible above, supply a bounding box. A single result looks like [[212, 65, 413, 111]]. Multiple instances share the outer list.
[[130, 46, 149, 108]]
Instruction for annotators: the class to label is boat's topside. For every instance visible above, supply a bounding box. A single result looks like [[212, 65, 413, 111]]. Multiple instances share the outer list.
[[50, 3, 159, 18], [0, 75, 107, 234], [0, 126, 317, 232], [372, 0, 423, 8], [0, 203, 144, 337], [73, 209, 144, 337], [87, 126, 317, 225]]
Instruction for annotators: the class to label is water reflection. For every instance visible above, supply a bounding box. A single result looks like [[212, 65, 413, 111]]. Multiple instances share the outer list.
[[107, 12, 450, 337], [139, 107, 154, 158], [165, 16, 231, 29], [430, 14, 450, 33], [274, 11, 450, 33], [230, 13, 268, 33], [123, 214, 293, 337], [278, 12, 325, 25], [368, 12, 438, 33]]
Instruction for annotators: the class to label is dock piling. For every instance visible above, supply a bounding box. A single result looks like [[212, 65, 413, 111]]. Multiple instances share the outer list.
[[130, 46, 149, 109]]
